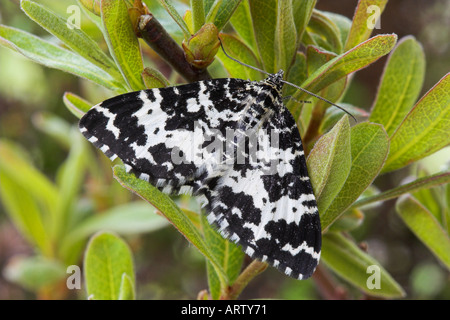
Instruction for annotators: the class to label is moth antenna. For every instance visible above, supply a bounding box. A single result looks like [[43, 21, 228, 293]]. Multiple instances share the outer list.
[[218, 37, 357, 123], [218, 38, 271, 77], [279, 79, 357, 123]]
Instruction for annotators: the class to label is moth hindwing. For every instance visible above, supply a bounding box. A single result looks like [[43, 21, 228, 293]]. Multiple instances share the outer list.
[[79, 70, 321, 280]]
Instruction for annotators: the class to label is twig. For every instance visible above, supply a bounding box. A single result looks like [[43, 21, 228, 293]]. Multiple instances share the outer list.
[[225, 260, 268, 300], [312, 265, 348, 300], [138, 14, 211, 82]]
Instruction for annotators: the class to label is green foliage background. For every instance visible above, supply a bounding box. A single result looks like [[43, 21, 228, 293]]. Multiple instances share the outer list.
[[0, 0, 449, 300]]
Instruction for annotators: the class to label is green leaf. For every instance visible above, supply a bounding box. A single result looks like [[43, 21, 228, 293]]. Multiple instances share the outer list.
[[0, 141, 58, 203], [77, 0, 103, 30], [327, 208, 364, 232], [32, 112, 73, 149], [20, 0, 121, 81], [284, 52, 307, 97], [113, 164, 228, 287], [298, 79, 347, 147], [306, 45, 337, 75], [118, 273, 136, 300], [4, 255, 66, 291], [183, 9, 194, 34], [445, 177, 450, 234], [203, 0, 215, 15], [64, 202, 169, 244], [247, 0, 299, 73], [396, 195, 450, 270], [292, 34, 397, 120], [248, 0, 277, 73], [382, 73, 450, 173], [84, 232, 135, 300], [369, 36, 426, 136], [0, 25, 125, 91], [205, 0, 242, 31], [303, 33, 397, 93], [322, 11, 352, 47], [274, 0, 297, 73], [322, 123, 389, 231], [59, 201, 169, 265], [0, 140, 58, 226], [229, 0, 257, 52], [158, 0, 191, 40], [53, 131, 88, 242], [101, 0, 145, 91], [319, 103, 369, 135], [142, 67, 170, 89], [321, 232, 405, 298], [201, 215, 244, 300], [79, 0, 101, 16], [352, 171, 450, 209], [190, 0, 205, 33], [304, 10, 342, 53], [307, 115, 351, 214], [0, 169, 51, 256], [63, 92, 93, 118], [344, 0, 388, 51], [291, 46, 346, 128], [411, 167, 446, 223], [292, 0, 316, 44], [216, 33, 262, 80]]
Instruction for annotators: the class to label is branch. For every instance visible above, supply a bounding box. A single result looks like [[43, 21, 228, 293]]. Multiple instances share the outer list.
[[138, 14, 211, 82], [312, 265, 348, 300], [225, 260, 268, 300]]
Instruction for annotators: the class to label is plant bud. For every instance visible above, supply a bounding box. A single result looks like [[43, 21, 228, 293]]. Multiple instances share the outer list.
[[182, 23, 220, 69]]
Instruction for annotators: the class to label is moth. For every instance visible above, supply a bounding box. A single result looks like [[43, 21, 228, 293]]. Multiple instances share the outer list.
[[79, 70, 323, 280]]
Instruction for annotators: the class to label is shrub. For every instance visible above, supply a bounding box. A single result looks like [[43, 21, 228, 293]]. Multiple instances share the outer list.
[[0, 0, 448, 300]]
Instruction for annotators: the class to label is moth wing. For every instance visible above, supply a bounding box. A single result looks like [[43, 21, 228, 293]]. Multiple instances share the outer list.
[[205, 105, 321, 279], [79, 78, 252, 193]]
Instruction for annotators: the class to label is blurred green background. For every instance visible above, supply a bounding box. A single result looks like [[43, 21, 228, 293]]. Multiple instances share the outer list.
[[0, 0, 449, 299]]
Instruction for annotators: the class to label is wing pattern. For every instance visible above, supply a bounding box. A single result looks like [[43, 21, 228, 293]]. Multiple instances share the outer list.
[[79, 71, 321, 279]]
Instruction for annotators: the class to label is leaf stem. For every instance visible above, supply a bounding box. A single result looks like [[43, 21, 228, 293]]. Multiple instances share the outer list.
[[351, 171, 450, 209], [225, 260, 268, 300], [312, 265, 348, 300], [138, 14, 211, 82]]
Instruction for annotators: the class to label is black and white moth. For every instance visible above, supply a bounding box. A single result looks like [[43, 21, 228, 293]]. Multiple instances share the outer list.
[[79, 70, 321, 280]]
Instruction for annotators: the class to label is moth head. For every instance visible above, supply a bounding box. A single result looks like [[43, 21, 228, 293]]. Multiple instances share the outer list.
[[265, 70, 284, 92]]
